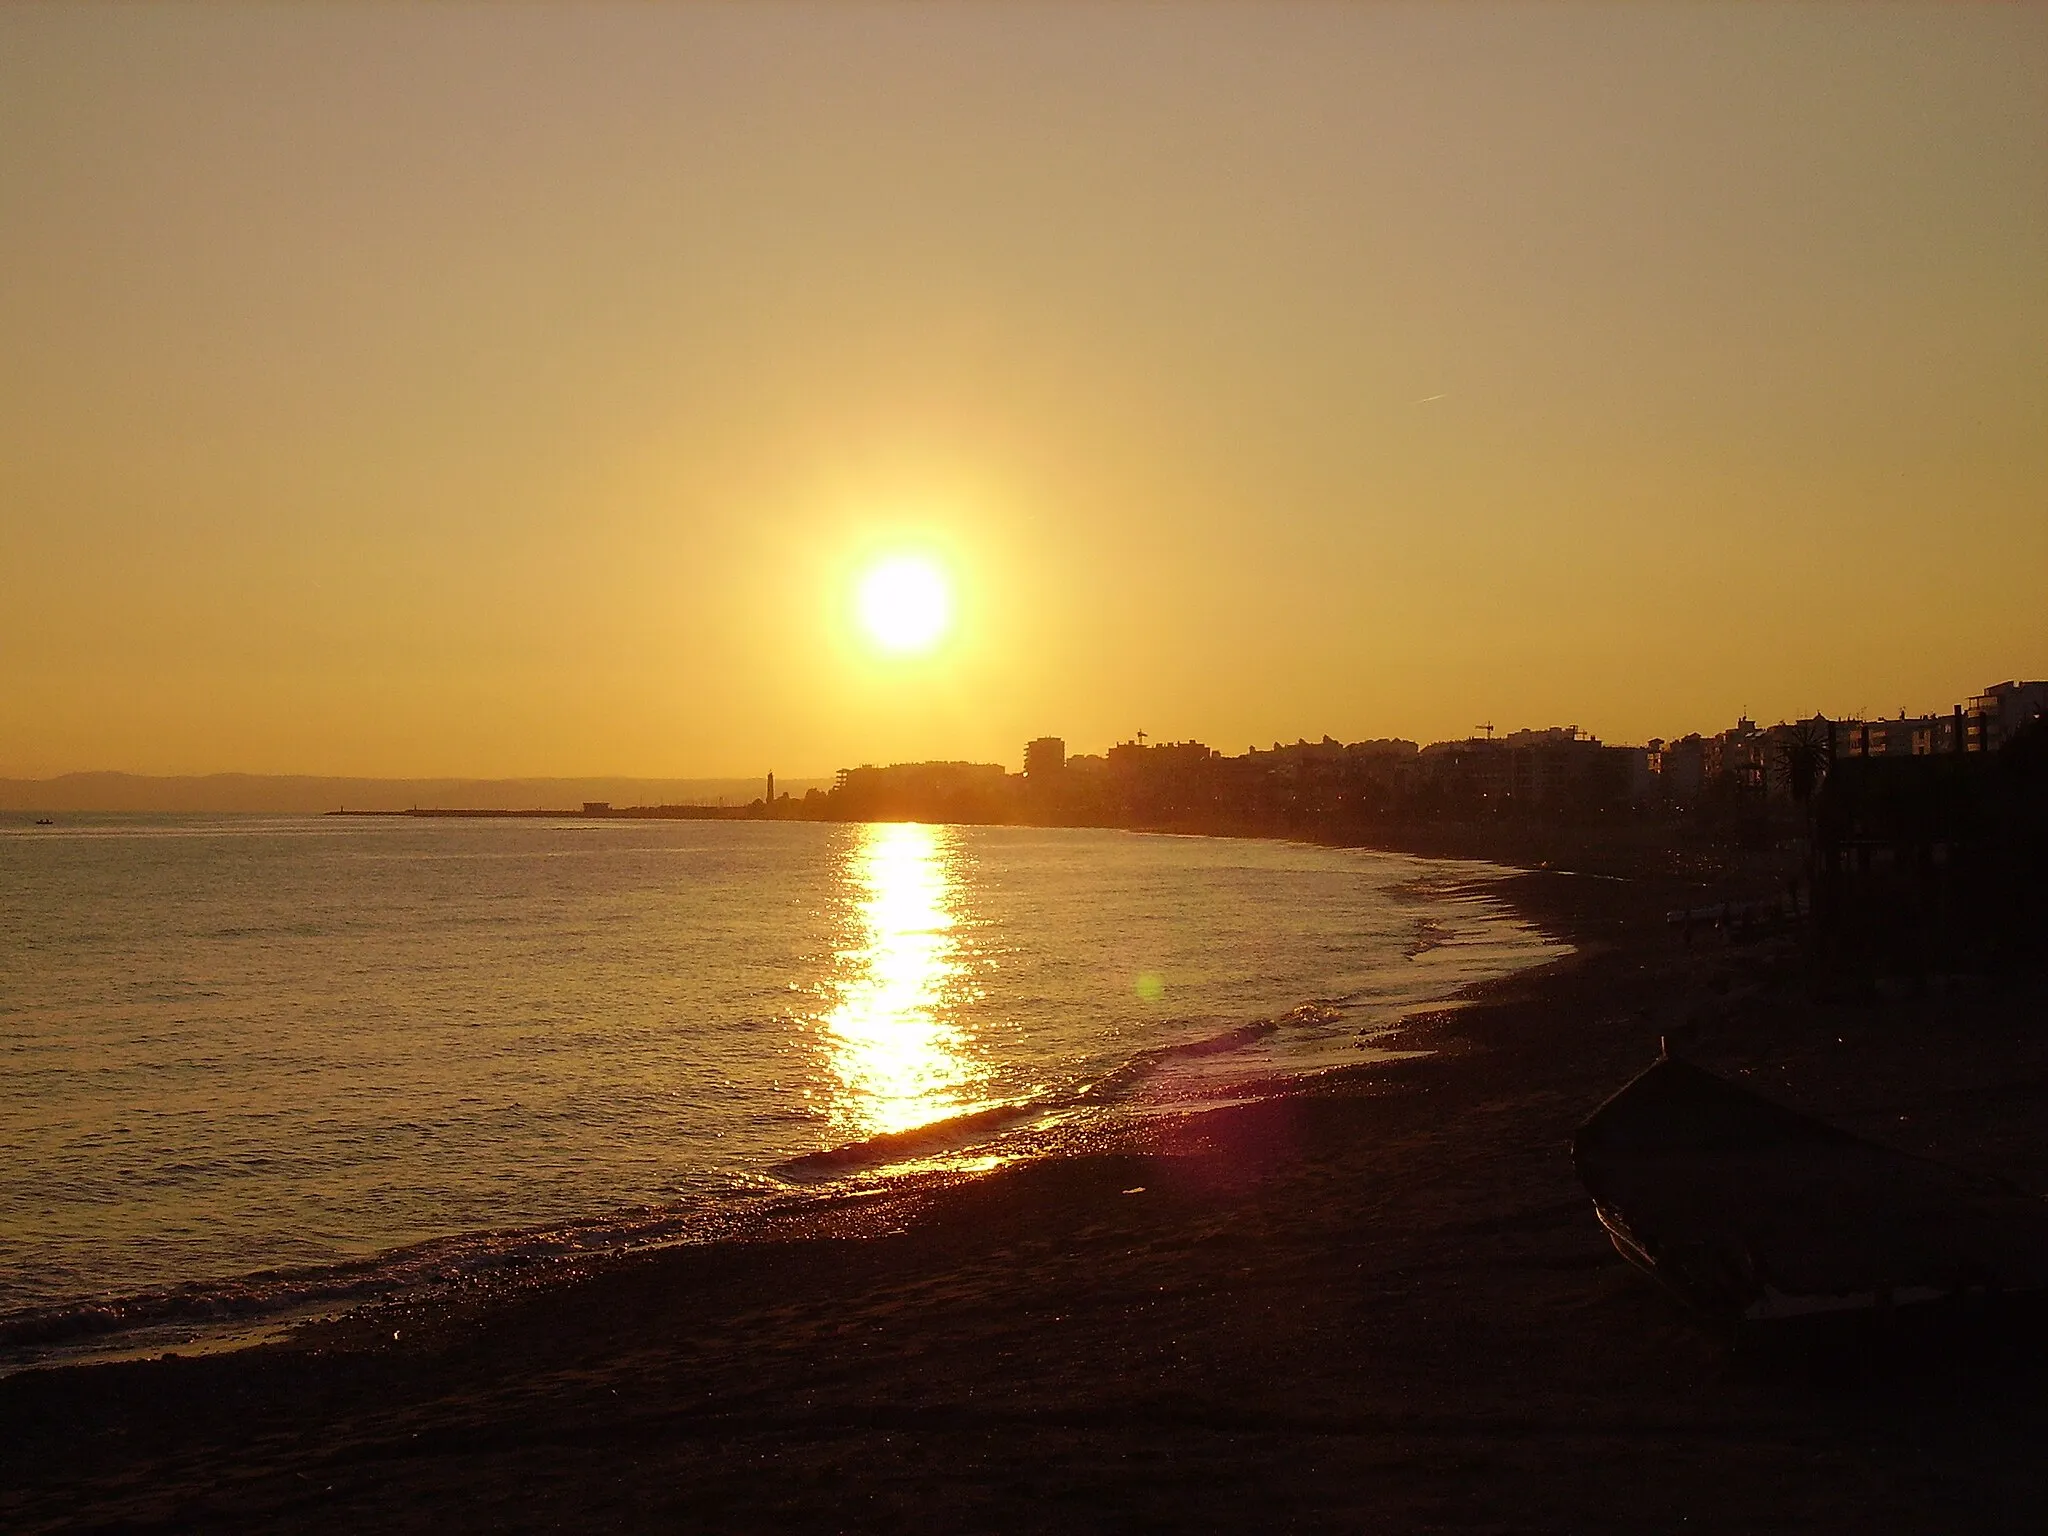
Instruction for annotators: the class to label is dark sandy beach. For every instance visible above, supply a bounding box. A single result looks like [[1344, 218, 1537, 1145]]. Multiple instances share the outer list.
[[6, 851, 2048, 1533]]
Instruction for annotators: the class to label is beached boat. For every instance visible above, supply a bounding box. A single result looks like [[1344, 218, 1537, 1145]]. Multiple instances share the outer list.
[[1574, 1049, 2048, 1322]]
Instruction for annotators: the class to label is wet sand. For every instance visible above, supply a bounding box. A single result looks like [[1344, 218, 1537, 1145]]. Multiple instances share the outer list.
[[6, 859, 2048, 1532]]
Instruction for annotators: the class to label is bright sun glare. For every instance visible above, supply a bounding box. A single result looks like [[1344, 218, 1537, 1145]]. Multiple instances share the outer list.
[[856, 555, 953, 656]]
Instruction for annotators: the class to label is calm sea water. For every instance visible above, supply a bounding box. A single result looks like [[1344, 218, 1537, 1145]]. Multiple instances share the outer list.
[[0, 815, 1559, 1365]]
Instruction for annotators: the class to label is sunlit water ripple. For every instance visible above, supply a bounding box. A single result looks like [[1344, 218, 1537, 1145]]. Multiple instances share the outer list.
[[0, 814, 1562, 1367]]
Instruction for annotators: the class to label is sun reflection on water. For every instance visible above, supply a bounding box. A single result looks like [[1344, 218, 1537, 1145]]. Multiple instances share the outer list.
[[818, 822, 985, 1139]]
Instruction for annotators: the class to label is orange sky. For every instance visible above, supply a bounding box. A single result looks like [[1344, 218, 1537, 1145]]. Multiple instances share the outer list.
[[3, 4, 2043, 778]]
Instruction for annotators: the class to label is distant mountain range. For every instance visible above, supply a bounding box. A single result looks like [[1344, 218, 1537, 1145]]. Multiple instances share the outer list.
[[0, 774, 830, 814]]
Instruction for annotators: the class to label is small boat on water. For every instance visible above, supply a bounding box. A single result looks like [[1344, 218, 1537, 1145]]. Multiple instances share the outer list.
[[33, 818, 53, 826], [1574, 1049, 2048, 1322]]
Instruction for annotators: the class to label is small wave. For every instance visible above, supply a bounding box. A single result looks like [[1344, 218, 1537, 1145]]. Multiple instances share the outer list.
[[770, 1004, 1353, 1181], [0, 1199, 743, 1359], [1405, 918, 1449, 959], [1282, 1001, 1346, 1027], [768, 1104, 1042, 1181], [1074, 1017, 1279, 1103]]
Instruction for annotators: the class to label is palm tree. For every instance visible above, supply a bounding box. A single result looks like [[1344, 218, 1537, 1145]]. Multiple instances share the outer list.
[[1776, 717, 1832, 891], [1778, 716, 1831, 811]]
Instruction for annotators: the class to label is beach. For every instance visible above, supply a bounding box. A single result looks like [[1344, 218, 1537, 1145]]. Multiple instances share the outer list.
[[6, 855, 2048, 1533]]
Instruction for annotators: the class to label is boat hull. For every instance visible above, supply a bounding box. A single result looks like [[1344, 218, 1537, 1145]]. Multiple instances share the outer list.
[[1574, 1055, 2048, 1322]]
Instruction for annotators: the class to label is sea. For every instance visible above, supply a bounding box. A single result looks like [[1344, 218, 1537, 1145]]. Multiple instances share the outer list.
[[0, 814, 1562, 1371]]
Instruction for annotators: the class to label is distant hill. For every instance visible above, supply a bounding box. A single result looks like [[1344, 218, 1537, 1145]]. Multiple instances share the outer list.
[[0, 774, 831, 814]]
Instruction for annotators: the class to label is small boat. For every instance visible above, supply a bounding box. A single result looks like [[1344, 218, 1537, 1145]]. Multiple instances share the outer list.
[[1574, 1048, 2048, 1322], [33, 818, 53, 826]]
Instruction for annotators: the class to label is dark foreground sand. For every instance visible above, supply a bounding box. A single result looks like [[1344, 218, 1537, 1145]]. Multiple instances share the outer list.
[[6, 858, 2048, 1533]]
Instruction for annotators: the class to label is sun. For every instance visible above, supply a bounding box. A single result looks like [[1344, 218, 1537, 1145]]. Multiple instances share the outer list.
[[855, 555, 953, 655]]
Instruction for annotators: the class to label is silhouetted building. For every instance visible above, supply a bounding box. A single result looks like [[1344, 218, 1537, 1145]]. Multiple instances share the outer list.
[[1829, 679, 2048, 760], [1100, 739, 1219, 822], [830, 761, 1010, 822], [1831, 715, 1949, 759], [1346, 739, 1420, 759], [1971, 681, 2048, 752], [798, 671, 2040, 843], [1812, 724, 2048, 971], [1023, 737, 1066, 778], [1418, 737, 1514, 805], [1660, 735, 1706, 803], [1622, 747, 1659, 807], [1704, 718, 1767, 797]]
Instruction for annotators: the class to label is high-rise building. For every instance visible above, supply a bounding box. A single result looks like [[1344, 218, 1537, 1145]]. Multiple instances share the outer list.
[[1023, 737, 1066, 778]]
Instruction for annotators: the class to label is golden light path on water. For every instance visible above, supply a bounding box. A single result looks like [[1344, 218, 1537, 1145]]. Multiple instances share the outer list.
[[818, 822, 989, 1139]]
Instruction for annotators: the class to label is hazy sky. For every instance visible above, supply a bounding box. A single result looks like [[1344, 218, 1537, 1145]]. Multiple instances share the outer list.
[[4, 4, 2043, 777]]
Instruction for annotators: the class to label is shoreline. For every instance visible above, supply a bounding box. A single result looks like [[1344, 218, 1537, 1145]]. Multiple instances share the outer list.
[[0, 837, 1554, 1372], [8, 851, 2048, 1530]]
